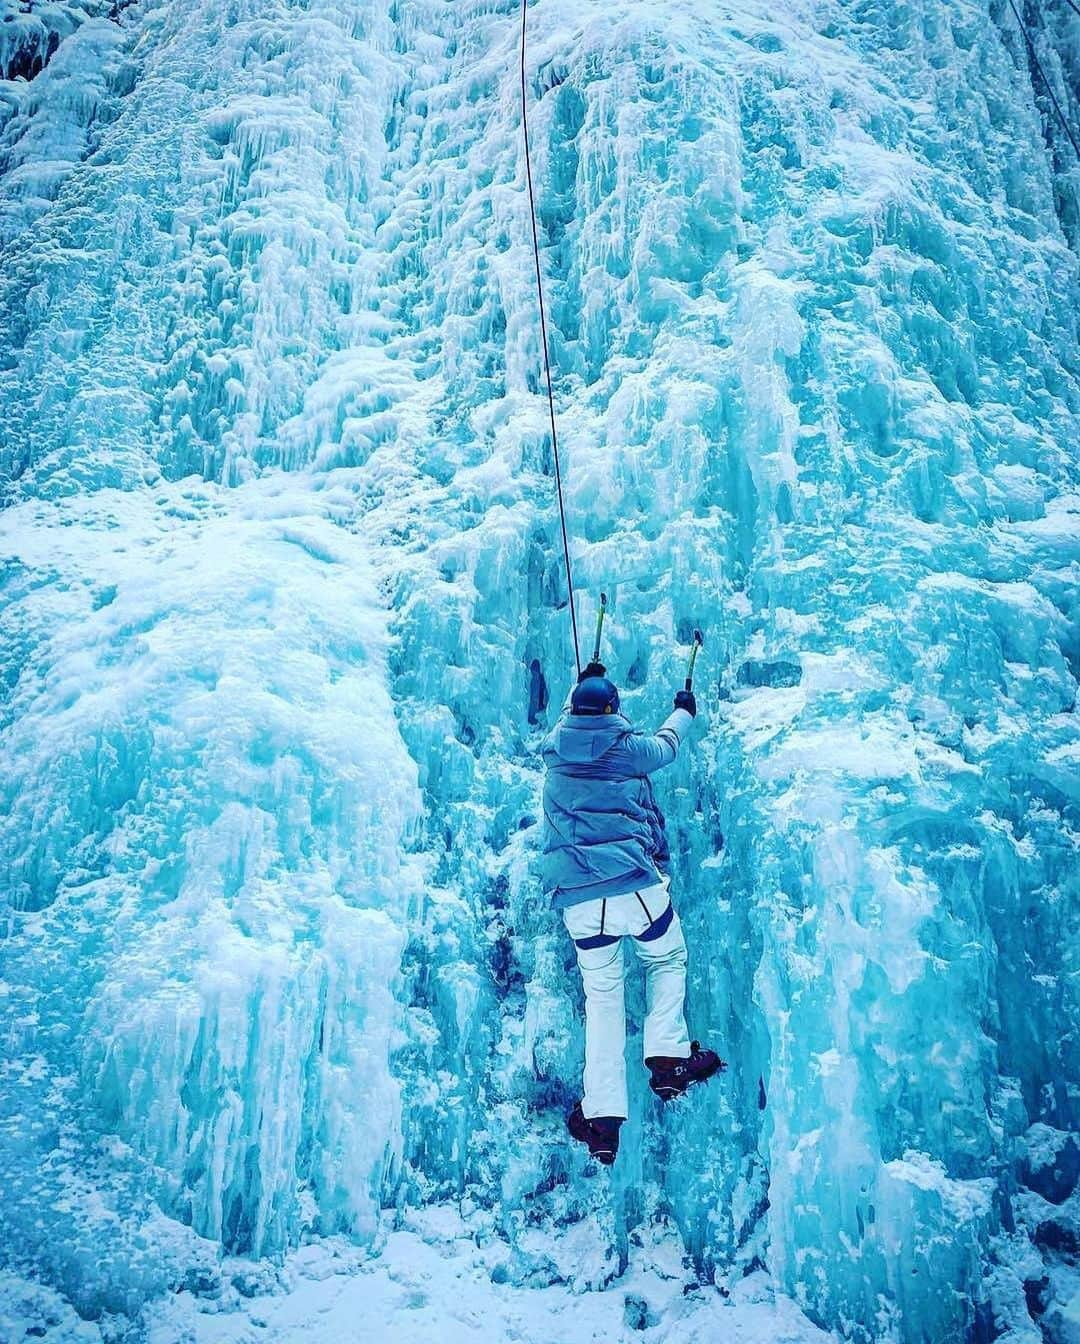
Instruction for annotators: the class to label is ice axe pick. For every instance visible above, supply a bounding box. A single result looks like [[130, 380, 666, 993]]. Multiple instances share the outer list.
[[685, 629, 703, 692], [591, 592, 608, 665]]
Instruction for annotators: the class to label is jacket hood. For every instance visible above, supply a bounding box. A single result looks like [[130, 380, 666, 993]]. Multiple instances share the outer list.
[[543, 712, 633, 765]]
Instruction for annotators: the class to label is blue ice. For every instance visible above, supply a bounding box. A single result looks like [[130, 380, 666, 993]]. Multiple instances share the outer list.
[[1, 0, 1078, 1339]]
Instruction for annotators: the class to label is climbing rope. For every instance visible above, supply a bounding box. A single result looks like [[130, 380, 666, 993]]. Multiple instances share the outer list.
[[1007, 0, 1080, 159], [519, 0, 582, 678]]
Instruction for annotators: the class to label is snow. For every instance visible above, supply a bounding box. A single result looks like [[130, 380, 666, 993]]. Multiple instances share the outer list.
[[147, 1220, 837, 1344], [1, 0, 1079, 1339]]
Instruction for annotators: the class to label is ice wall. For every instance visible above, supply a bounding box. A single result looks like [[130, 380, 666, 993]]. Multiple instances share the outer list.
[[1, 0, 426, 1309], [0, 477, 421, 1309], [1, 0, 1079, 1339]]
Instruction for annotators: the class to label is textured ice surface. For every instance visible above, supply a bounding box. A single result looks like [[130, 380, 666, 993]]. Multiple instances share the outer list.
[[1, 0, 1079, 1340], [0, 477, 420, 1312]]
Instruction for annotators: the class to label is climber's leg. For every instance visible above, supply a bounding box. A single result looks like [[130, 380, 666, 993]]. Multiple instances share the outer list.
[[630, 888, 727, 1100], [563, 899, 628, 1121], [629, 895, 692, 1064]]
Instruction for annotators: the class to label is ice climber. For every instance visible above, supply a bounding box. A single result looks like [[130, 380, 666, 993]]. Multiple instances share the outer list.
[[541, 660, 726, 1165]]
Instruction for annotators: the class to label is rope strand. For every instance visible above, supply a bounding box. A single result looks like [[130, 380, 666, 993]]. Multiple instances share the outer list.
[[519, 0, 582, 678], [1007, 0, 1080, 159]]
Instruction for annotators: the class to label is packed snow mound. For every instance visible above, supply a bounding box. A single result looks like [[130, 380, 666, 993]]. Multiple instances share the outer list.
[[4, 1212, 839, 1344], [1, 0, 1079, 1340]]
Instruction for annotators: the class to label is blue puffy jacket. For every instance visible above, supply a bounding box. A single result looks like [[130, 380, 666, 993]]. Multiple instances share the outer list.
[[540, 705, 693, 909]]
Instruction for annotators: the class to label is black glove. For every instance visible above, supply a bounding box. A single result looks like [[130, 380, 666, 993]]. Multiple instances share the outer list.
[[674, 689, 697, 717], [579, 661, 606, 682]]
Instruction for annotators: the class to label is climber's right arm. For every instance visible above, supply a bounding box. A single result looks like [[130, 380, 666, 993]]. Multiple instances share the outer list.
[[622, 691, 696, 775]]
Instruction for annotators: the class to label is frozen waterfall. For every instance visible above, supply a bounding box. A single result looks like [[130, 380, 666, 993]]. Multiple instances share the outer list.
[[1, 0, 1078, 1339]]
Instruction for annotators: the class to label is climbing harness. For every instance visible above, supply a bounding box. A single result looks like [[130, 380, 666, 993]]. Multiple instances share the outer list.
[[519, 0, 582, 676], [572, 891, 676, 950], [1006, 0, 1080, 159]]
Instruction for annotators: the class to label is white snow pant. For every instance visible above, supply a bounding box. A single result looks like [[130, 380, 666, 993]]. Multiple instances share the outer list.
[[562, 881, 691, 1120]]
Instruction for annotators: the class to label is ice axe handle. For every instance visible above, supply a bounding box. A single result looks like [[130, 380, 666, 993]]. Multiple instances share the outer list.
[[591, 592, 608, 665], [685, 630, 703, 691]]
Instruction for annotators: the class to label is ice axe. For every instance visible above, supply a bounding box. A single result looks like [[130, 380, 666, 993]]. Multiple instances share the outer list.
[[591, 592, 608, 665], [685, 628, 703, 692]]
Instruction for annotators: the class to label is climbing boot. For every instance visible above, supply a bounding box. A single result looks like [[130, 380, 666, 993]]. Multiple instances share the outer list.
[[567, 1103, 623, 1165], [646, 1041, 726, 1102]]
